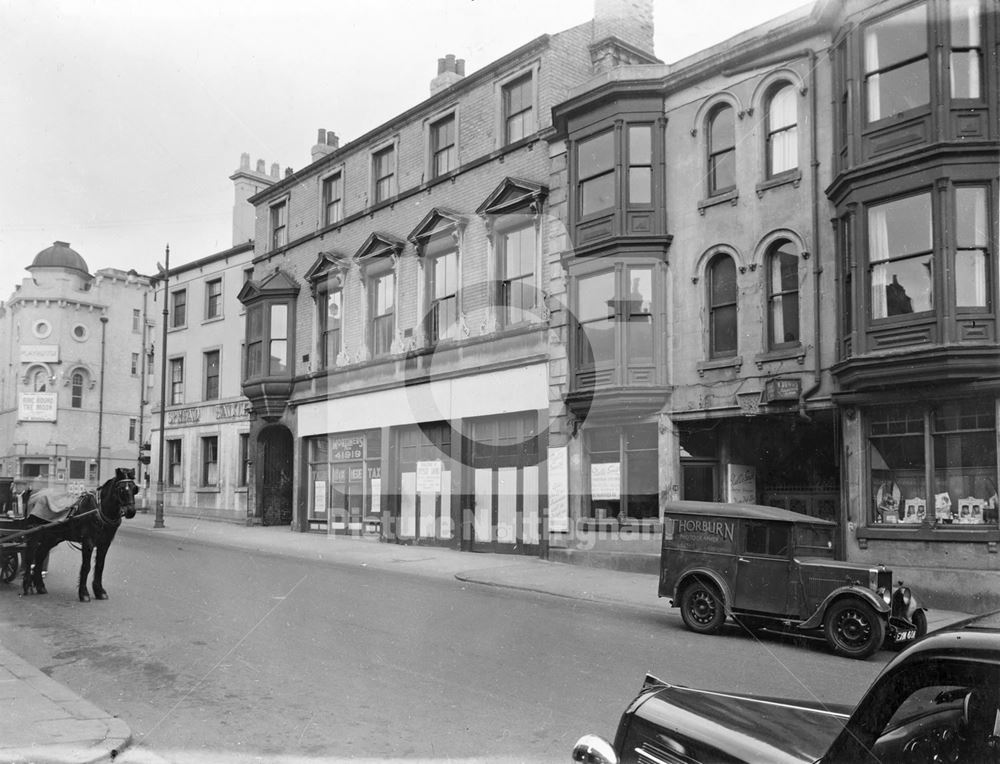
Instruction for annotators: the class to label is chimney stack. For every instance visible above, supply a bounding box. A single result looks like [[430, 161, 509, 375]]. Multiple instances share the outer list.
[[430, 54, 466, 95], [311, 128, 340, 162], [593, 0, 655, 54], [230, 153, 278, 246]]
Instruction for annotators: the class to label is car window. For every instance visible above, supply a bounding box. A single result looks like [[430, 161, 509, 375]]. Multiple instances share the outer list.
[[795, 526, 835, 557], [745, 522, 789, 556], [885, 685, 966, 729]]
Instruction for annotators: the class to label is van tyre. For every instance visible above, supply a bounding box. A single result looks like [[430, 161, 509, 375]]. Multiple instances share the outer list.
[[823, 599, 885, 660], [680, 579, 726, 634]]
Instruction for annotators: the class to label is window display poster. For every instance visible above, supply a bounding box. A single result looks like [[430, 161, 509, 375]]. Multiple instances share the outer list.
[[370, 478, 381, 514], [416, 460, 442, 493], [547, 446, 568, 532], [591, 462, 621, 501], [313, 480, 327, 514], [726, 464, 756, 504]]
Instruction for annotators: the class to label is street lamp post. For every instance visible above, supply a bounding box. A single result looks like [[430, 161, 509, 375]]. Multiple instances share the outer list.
[[95, 315, 109, 485], [154, 244, 170, 529]]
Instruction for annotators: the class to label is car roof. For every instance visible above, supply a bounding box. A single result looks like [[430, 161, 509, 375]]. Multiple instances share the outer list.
[[662, 500, 837, 526]]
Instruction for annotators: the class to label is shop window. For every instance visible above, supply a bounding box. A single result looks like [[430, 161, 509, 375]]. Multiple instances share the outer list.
[[318, 287, 342, 369], [427, 249, 458, 343], [707, 104, 735, 196], [169, 357, 184, 405], [765, 83, 797, 177], [167, 439, 182, 487], [868, 192, 933, 319], [204, 350, 220, 401], [502, 71, 534, 145], [497, 223, 535, 325], [707, 254, 737, 358], [767, 241, 800, 348], [69, 459, 86, 480], [586, 424, 658, 521], [869, 399, 998, 527], [201, 436, 218, 487], [864, 3, 929, 123]]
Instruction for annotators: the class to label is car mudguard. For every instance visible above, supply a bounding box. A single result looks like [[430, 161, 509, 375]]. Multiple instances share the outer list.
[[797, 586, 890, 631], [672, 567, 734, 611]]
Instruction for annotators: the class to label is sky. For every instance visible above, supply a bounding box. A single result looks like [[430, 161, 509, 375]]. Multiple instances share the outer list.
[[0, 0, 811, 301]]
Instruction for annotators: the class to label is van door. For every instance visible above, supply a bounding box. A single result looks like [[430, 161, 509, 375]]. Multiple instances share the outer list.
[[733, 521, 792, 614]]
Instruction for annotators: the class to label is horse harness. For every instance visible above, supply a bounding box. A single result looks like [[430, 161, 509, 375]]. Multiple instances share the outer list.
[[71, 476, 137, 529]]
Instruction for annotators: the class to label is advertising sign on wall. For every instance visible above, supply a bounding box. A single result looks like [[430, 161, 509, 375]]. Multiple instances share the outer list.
[[18, 392, 58, 422], [726, 463, 757, 503], [547, 446, 569, 533], [20, 345, 59, 364]]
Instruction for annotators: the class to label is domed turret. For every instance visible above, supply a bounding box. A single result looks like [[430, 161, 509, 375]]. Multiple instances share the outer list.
[[29, 241, 90, 277]]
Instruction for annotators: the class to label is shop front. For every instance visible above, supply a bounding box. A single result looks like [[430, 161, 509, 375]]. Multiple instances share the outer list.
[[843, 391, 1000, 611]]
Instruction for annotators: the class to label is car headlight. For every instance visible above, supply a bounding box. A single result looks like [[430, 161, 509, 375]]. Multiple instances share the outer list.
[[877, 587, 892, 606], [891, 586, 912, 613]]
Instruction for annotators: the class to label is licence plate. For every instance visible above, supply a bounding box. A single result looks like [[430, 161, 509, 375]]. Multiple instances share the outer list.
[[894, 629, 916, 642]]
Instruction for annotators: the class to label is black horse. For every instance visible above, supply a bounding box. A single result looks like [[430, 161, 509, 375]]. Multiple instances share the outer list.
[[22, 467, 138, 601]]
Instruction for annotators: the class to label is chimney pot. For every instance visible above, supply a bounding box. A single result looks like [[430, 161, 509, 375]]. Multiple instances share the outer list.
[[285, 167, 293, 177], [271, 162, 280, 178], [327, 131, 339, 148], [256, 159, 266, 173], [456, 59, 465, 76], [317, 128, 327, 144], [240, 152, 250, 170], [437, 57, 446, 75]]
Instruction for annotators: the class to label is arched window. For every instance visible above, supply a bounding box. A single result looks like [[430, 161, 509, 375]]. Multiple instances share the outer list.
[[767, 241, 800, 348], [71, 373, 84, 408], [708, 254, 738, 358], [707, 104, 736, 196], [765, 84, 798, 176], [32, 370, 48, 392]]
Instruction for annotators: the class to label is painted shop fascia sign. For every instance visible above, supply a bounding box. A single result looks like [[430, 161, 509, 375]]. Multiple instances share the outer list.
[[167, 401, 251, 426], [20, 344, 60, 363]]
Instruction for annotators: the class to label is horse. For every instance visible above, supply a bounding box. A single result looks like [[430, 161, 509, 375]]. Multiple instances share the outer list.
[[22, 467, 138, 601]]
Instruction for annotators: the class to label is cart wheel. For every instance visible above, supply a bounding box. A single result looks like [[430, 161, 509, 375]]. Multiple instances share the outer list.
[[680, 579, 726, 635], [823, 599, 886, 660], [1, 550, 19, 584]]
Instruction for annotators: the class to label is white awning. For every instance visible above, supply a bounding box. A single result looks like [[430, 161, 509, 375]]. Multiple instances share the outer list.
[[296, 363, 548, 436]]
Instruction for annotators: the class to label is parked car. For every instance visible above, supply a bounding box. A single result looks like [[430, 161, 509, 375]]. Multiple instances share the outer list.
[[658, 500, 926, 659], [572, 611, 1000, 764]]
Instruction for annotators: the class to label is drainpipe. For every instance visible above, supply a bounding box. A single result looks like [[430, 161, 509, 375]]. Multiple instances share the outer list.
[[799, 48, 823, 423]]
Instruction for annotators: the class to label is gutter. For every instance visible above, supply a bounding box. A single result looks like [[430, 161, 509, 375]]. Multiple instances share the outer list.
[[799, 48, 823, 422]]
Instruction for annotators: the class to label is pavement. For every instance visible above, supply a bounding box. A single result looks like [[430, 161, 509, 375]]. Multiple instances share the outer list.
[[1, 510, 978, 764]]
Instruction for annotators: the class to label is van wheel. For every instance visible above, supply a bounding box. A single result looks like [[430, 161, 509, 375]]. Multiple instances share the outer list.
[[913, 609, 928, 639], [680, 579, 726, 634], [823, 599, 885, 659]]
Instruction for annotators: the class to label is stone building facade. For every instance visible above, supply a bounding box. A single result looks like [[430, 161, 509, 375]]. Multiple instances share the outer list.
[[0, 243, 152, 501], [238, 2, 658, 551]]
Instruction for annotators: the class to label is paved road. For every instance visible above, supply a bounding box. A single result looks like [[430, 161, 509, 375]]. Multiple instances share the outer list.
[[0, 530, 886, 762]]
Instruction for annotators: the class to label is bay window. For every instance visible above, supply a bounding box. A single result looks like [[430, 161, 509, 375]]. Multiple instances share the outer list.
[[574, 262, 657, 387], [864, 3, 930, 123], [949, 0, 982, 100], [627, 125, 652, 205], [955, 186, 988, 309], [577, 130, 615, 218], [868, 192, 934, 319]]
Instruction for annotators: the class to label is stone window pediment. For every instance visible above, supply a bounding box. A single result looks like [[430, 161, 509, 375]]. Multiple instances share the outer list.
[[476, 177, 548, 219], [238, 267, 300, 305], [353, 232, 405, 272], [305, 251, 350, 293], [408, 208, 467, 256]]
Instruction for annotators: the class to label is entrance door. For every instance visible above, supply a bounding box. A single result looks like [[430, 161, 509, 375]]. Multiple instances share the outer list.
[[469, 413, 540, 555], [259, 425, 293, 526], [331, 462, 365, 531], [397, 423, 454, 545]]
